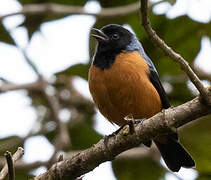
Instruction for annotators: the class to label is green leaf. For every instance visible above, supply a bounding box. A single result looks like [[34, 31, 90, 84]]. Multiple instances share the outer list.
[[142, 14, 211, 75], [56, 63, 90, 80], [0, 22, 15, 45], [16, 169, 34, 180], [98, 0, 138, 7], [180, 116, 211, 177], [0, 136, 23, 155], [68, 121, 102, 150], [19, 14, 44, 40], [197, 174, 211, 180], [112, 156, 165, 180]]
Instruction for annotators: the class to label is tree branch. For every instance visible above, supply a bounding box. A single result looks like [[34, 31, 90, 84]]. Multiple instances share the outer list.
[[194, 66, 211, 82], [34, 96, 211, 180], [0, 0, 166, 21], [0, 148, 152, 171], [21, 48, 71, 154], [0, 80, 41, 93], [0, 2, 141, 21], [0, 46, 72, 168], [140, 0, 211, 105], [4, 152, 15, 180], [0, 147, 24, 180], [0, 1, 210, 179], [40, 78, 71, 152]]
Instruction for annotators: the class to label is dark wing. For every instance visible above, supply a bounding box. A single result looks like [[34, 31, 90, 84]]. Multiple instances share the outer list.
[[130, 38, 170, 108], [149, 70, 170, 109]]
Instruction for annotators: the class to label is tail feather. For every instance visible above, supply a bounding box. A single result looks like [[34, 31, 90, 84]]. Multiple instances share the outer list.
[[155, 135, 195, 172]]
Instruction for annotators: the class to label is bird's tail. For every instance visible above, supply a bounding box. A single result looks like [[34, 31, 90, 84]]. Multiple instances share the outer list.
[[154, 134, 195, 172]]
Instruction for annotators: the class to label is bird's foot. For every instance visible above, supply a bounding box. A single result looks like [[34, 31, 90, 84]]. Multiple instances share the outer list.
[[124, 115, 146, 124], [103, 126, 125, 146], [124, 115, 136, 134], [133, 118, 147, 124], [124, 115, 147, 133], [103, 116, 146, 146]]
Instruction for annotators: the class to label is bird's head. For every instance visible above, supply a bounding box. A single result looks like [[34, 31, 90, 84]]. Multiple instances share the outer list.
[[92, 24, 134, 52]]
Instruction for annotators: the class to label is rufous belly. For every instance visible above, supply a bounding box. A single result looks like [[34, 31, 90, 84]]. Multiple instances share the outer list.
[[88, 51, 162, 126]]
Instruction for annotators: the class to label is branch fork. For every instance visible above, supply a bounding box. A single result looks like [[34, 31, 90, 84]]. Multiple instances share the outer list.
[[140, 0, 211, 105]]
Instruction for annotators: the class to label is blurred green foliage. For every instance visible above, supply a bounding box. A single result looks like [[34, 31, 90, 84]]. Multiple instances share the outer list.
[[17, 0, 88, 39], [57, 63, 90, 80], [0, 0, 211, 179], [113, 157, 165, 180], [0, 22, 15, 45]]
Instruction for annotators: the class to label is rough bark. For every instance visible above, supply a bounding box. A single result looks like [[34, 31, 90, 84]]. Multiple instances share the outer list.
[[34, 96, 211, 180]]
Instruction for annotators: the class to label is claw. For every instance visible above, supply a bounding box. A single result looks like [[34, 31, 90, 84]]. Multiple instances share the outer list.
[[134, 118, 146, 124], [103, 127, 124, 147]]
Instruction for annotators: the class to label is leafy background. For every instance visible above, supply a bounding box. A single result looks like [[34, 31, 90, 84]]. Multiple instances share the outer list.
[[0, 0, 211, 179]]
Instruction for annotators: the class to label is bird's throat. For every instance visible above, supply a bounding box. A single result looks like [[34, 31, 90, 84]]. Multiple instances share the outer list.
[[93, 48, 122, 70]]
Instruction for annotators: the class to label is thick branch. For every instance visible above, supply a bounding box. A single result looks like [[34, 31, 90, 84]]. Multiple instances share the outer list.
[[140, 0, 211, 105], [34, 96, 211, 180], [0, 148, 153, 171]]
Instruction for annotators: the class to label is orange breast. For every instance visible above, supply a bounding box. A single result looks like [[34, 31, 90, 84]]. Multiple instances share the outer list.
[[88, 51, 162, 126]]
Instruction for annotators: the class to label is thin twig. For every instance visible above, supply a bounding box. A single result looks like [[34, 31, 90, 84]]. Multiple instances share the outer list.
[[0, 160, 45, 171], [20, 48, 70, 152], [0, 147, 24, 180], [140, 0, 211, 104], [4, 151, 15, 180], [21, 45, 70, 151], [40, 78, 71, 151], [57, 154, 64, 162], [0, 77, 11, 83], [0, 1, 168, 22], [21, 49, 40, 75], [1, 48, 70, 151], [194, 66, 211, 82], [0, 2, 141, 21], [0, 80, 41, 93]]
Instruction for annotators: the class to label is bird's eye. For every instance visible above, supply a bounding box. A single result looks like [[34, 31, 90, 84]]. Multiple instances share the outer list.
[[112, 33, 119, 40]]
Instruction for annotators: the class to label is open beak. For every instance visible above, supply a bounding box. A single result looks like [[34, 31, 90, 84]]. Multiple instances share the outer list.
[[91, 28, 109, 41]]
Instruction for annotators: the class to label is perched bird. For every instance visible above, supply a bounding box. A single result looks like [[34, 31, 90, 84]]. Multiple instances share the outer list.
[[88, 24, 195, 172]]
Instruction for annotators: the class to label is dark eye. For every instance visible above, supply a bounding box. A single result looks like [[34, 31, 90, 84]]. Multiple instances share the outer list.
[[112, 33, 119, 40]]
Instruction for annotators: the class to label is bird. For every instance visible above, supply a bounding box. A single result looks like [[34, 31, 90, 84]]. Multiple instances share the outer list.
[[88, 24, 195, 172]]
